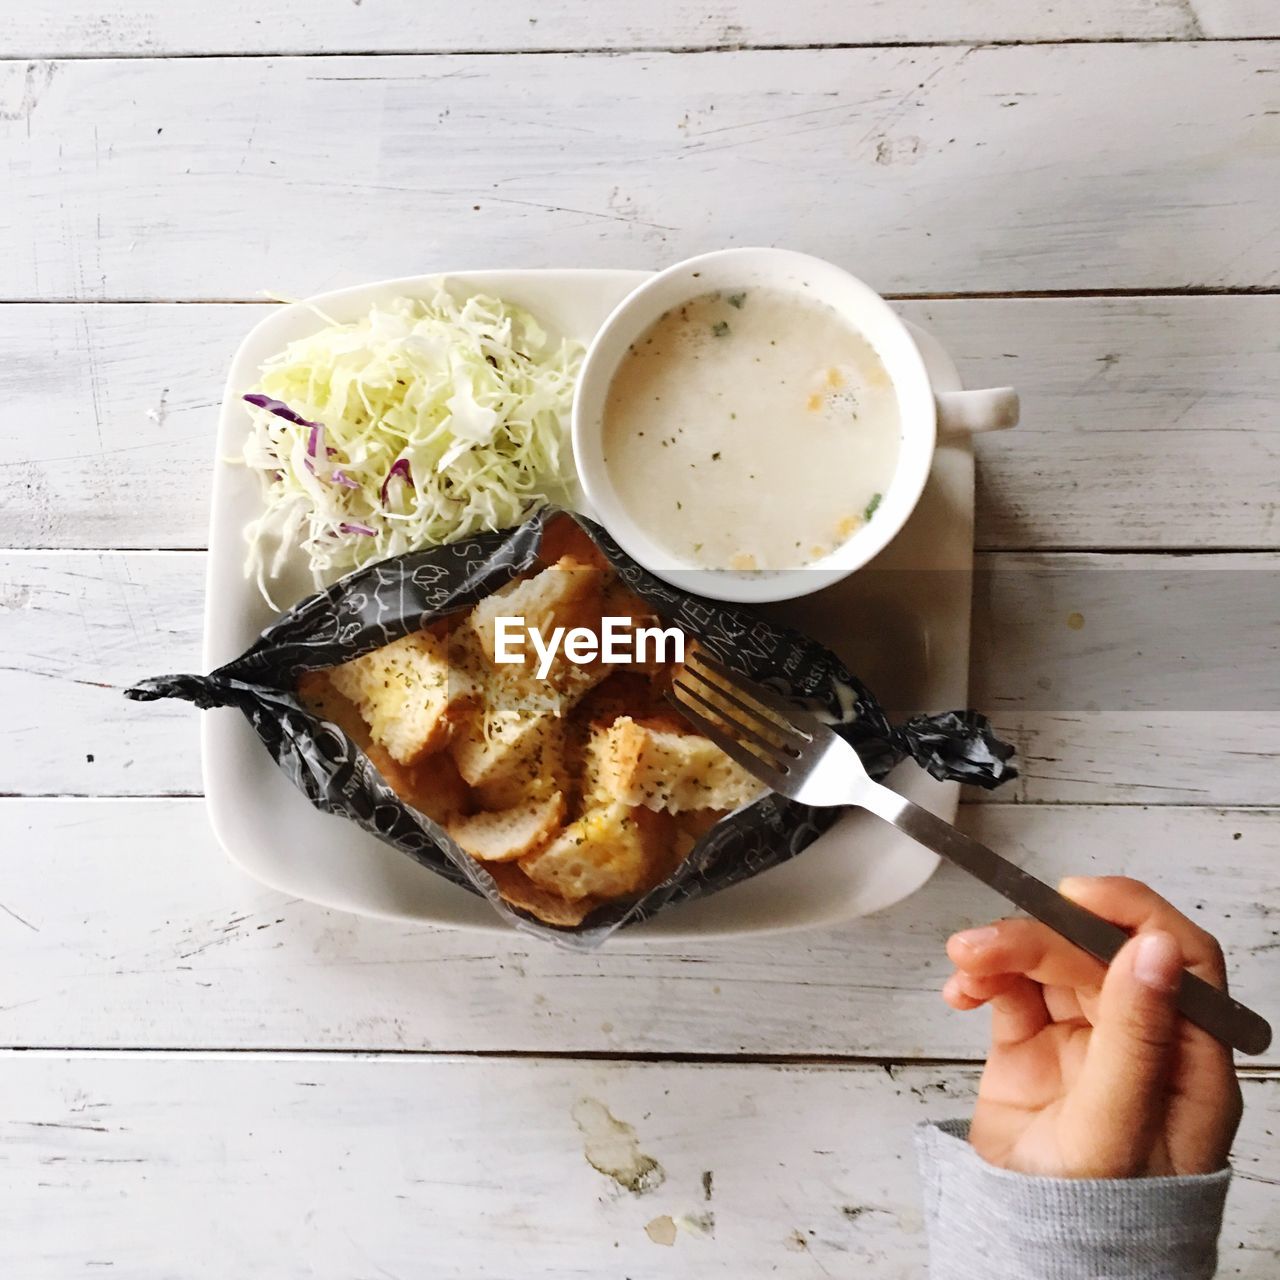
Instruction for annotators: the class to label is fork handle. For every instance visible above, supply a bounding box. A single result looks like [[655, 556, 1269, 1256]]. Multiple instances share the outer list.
[[861, 783, 1272, 1056]]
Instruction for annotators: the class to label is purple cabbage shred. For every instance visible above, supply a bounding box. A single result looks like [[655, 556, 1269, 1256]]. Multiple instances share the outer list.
[[242, 393, 323, 431], [380, 457, 414, 505]]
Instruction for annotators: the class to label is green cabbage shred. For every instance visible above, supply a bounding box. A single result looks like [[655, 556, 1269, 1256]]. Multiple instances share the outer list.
[[241, 288, 582, 606]]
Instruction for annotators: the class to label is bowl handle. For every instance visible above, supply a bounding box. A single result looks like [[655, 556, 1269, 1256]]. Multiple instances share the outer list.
[[936, 387, 1020, 436]]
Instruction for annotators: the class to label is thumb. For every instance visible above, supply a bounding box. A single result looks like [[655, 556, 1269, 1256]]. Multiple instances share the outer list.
[[1061, 929, 1183, 1177]]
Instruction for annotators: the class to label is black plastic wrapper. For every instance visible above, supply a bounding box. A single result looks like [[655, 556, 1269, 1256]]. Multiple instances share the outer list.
[[125, 508, 1016, 948]]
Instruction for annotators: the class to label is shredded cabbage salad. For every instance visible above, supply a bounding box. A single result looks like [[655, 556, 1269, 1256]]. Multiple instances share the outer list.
[[240, 289, 582, 606]]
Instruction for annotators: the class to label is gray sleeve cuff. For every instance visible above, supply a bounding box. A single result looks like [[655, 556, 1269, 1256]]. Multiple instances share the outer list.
[[915, 1119, 1230, 1280]]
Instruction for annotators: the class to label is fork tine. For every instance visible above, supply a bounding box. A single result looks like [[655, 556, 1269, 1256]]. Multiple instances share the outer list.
[[666, 687, 792, 792], [678, 663, 803, 756], [671, 676, 792, 765], [686, 647, 816, 738]]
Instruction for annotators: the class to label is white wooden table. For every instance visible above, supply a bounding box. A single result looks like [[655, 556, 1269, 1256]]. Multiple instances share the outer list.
[[1, 5, 1277, 1275]]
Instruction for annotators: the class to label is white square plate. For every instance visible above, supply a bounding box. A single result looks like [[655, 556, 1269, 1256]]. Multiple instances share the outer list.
[[203, 269, 974, 939]]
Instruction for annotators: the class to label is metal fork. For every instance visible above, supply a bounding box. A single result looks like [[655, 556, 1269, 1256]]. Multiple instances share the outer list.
[[670, 648, 1272, 1057]]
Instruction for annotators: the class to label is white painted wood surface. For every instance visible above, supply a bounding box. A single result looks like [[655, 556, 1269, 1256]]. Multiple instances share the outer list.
[[5, 296, 1279, 551], [0, 1055, 1275, 1278], [7, 0, 1277, 57], [2, 6, 1278, 1273], [6, 550, 1278, 802], [3, 43, 1278, 301], [0, 799, 1274, 1060]]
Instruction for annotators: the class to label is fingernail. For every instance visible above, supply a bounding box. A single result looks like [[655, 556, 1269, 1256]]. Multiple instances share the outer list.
[[1133, 931, 1182, 993], [951, 925, 1000, 952]]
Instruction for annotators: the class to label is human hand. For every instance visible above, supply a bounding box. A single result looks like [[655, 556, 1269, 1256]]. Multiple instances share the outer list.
[[943, 876, 1243, 1179]]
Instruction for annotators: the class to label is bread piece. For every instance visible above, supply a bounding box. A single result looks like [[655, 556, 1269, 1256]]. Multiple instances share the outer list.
[[297, 670, 470, 822], [454, 556, 615, 804], [472, 730, 567, 811], [296, 670, 373, 748], [519, 802, 673, 902], [450, 701, 564, 799], [585, 716, 766, 813], [447, 791, 565, 863], [483, 862, 603, 928], [468, 555, 607, 667], [470, 556, 621, 718], [328, 631, 460, 764]]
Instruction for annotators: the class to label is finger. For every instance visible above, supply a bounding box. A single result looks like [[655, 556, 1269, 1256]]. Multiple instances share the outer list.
[[1062, 877, 1236, 1092], [942, 971, 987, 1010], [1044, 985, 1086, 1024], [943, 971, 1051, 1044], [1059, 876, 1227, 988], [943, 970, 1023, 1009], [1060, 930, 1182, 1177], [943, 970, 1020, 1008], [947, 918, 1107, 991], [987, 976, 1052, 1046]]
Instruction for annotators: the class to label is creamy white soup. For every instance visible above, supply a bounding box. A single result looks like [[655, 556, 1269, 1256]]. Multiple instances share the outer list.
[[601, 287, 901, 571]]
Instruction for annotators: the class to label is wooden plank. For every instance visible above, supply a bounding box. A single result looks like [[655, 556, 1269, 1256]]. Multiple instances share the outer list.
[[976, 710, 1280, 804], [2, 44, 1277, 301], [1, 0, 1263, 58], [0, 303, 236, 549], [968, 551, 1280, 804], [1194, 0, 1280, 37], [911, 295, 1280, 552], [0, 553, 203, 796], [3, 296, 1278, 552], [0, 799, 1273, 1057], [0, 1054, 1274, 1277], [5, 550, 1277, 803]]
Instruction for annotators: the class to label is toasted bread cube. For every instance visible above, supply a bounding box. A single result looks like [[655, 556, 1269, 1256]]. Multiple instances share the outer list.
[[458, 559, 613, 803], [296, 670, 373, 749], [587, 716, 766, 813], [519, 802, 673, 902], [328, 631, 459, 764], [468, 557, 617, 712], [472, 726, 567, 811], [483, 862, 603, 927], [447, 791, 565, 863], [487, 652, 614, 720], [468, 556, 608, 667], [450, 701, 562, 796], [298, 670, 471, 822]]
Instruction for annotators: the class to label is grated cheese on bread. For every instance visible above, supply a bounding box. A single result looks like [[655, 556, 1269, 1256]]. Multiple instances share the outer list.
[[518, 801, 674, 901], [450, 702, 564, 801], [328, 631, 460, 764], [585, 716, 766, 813]]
